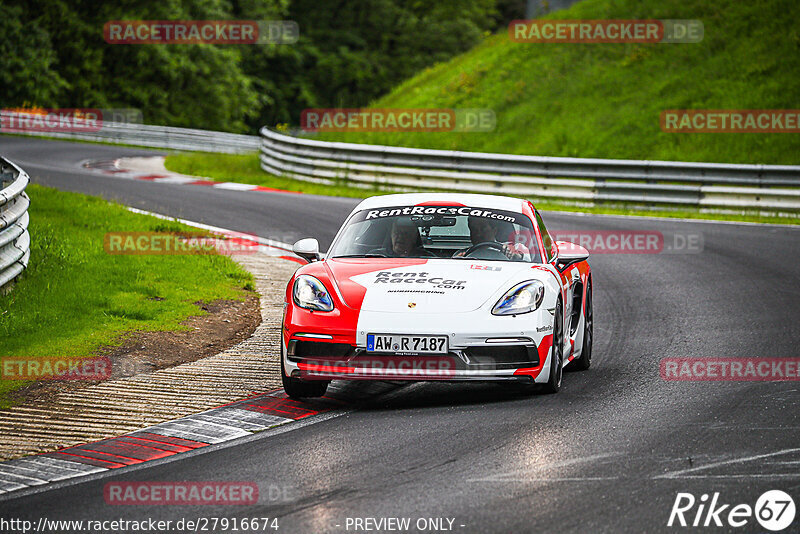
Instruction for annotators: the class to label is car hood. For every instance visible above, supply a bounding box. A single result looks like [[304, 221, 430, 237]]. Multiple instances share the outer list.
[[326, 258, 535, 313]]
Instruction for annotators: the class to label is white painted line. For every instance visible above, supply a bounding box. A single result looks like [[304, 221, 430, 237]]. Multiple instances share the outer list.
[[151, 176, 196, 185], [142, 419, 251, 444], [189, 414, 267, 432], [14, 456, 103, 474], [8, 457, 104, 482], [0, 461, 82, 483], [654, 448, 800, 479], [466, 453, 621, 482], [135, 424, 228, 444], [176, 416, 257, 437], [0, 468, 48, 486], [0, 480, 27, 492], [213, 182, 259, 191], [192, 407, 293, 431]]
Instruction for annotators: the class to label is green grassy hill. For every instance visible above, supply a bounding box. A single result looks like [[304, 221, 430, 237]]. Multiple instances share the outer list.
[[318, 0, 800, 164]]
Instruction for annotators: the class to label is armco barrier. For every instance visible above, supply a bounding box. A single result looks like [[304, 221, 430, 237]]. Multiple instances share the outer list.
[[0, 157, 30, 290], [3, 111, 797, 211], [0, 111, 259, 154], [259, 127, 800, 212]]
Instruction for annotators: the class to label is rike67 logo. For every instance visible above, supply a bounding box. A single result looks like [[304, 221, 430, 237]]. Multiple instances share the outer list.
[[668, 490, 796, 531]]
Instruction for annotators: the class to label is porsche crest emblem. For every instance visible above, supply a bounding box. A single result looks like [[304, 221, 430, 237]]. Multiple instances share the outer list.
[[408, 302, 416, 308]]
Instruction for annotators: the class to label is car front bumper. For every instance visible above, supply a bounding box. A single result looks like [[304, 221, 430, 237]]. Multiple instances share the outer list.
[[283, 337, 552, 383]]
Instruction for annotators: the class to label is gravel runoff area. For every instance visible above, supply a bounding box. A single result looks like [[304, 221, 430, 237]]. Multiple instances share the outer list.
[[0, 253, 299, 462]]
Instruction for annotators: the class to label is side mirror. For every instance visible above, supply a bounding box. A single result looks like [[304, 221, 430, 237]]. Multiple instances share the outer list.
[[292, 238, 320, 263], [555, 241, 589, 271]]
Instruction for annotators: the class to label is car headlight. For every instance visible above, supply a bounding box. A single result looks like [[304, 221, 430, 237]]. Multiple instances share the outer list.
[[293, 275, 334, 311], [492, 280, 545, 316]]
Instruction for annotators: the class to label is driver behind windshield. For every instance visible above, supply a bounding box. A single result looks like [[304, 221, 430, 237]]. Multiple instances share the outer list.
[[453, 216, 529, 260]]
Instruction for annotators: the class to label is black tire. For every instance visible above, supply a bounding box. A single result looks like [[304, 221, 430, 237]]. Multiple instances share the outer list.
[[540, 301, 563, 394], [280, 347, 329, 399], [571, 282, 593, 371]]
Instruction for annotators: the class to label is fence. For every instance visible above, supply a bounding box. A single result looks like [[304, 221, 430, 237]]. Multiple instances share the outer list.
[[0, 111, 259, 154], [4, 111, 798, 211]]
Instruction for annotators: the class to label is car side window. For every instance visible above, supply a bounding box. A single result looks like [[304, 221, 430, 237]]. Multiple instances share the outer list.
[[535, 211, 555, 262]]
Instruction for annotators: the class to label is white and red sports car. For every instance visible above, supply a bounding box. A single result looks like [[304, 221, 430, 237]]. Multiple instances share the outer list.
[[281, 193, 592, 398]]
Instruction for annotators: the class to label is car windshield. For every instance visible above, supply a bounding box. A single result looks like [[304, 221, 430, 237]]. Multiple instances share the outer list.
[[329, 205, 542, 263]]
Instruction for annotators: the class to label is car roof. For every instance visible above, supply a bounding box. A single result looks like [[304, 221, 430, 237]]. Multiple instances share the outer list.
[[353, 193, 530, 213]]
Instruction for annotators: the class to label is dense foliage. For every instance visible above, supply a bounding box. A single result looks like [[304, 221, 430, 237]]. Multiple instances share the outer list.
[[1, 0, 510, 132]]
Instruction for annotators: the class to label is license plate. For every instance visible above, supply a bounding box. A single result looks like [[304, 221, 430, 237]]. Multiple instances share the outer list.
[[366, 334, 448, 355]]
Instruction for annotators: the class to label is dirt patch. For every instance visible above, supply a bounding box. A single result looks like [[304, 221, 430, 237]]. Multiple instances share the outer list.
[[7, 295, 261, 406]]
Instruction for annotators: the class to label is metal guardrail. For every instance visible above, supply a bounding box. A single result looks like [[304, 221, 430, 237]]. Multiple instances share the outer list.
[[0, 157, 30, 290], [259, 127, 800, 212], [0, 111, 259, 154]]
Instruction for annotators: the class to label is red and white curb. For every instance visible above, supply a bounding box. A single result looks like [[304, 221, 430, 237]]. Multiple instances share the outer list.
[[82, 157, 296, 195], [125, 206, 306, 264], [0, 391, 341, 496], [0, 380, 404, 498]]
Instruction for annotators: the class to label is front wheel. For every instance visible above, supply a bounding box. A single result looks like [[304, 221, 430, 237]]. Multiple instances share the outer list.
[[280, 346, 329, 399], [540, 301, 563, 394]]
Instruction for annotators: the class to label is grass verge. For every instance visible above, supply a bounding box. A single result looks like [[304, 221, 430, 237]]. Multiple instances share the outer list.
[[0, 184, 255, 408]]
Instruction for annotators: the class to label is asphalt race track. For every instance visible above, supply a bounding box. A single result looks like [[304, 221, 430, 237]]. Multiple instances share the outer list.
[[1, 136, 799, 533]]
